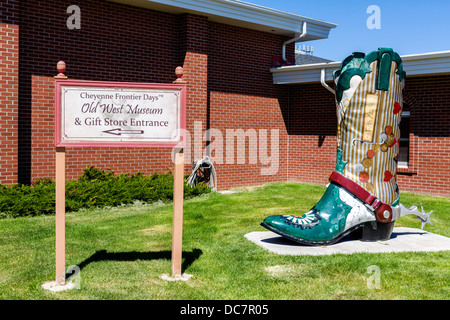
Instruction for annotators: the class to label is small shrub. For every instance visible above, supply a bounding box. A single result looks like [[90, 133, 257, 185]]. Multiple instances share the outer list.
[[0, 167, 211, 218]]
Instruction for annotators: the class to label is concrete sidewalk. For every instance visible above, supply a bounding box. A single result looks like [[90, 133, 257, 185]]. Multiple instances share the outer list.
[[245, 227, 450, 256]]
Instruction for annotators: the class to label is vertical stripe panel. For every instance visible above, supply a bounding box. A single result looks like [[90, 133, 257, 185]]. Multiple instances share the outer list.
[[339, 59, 402, 204]]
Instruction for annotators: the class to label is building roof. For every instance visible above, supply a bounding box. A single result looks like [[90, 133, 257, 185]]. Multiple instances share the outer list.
[[271, 50, 450, 84], [295, 53, 332, 65], [110, 0, 337, 39]]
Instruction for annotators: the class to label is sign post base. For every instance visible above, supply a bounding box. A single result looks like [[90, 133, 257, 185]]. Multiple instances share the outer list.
[[160, 273, 193, 282], [42, 280, 76, 292]]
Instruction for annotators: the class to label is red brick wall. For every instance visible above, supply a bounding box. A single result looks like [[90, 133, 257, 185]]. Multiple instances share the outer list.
[[7, 0, 294, 188], [0, 0, 19, 184], [181, 14, 209, 164], [3, 0, 447, 197], [207, 22, 293, 189], [397, 75, 450, 197], [17, 0, 182, 183], [286, 82, 337, 186], [208, 91, 288, 189]]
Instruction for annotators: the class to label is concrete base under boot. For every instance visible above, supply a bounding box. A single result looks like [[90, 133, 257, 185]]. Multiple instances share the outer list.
[[245, 227, 450, 256]]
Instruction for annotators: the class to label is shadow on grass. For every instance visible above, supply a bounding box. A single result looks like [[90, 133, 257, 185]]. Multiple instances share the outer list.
[[69, 248, 202, 278]]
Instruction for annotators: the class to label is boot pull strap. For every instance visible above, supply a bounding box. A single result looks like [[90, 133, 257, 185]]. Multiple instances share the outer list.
[[329, 171, 392, 223]]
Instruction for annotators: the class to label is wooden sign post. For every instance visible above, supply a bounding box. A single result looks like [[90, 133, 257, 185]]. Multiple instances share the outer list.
[[171, 148, 184, 277], [52, 63, 187, 285], [55, 147, 66, 284]]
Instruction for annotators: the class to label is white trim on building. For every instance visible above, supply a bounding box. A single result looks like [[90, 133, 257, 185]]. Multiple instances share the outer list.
[[271, 51, 450, 84], [110, 0, 337, 38]]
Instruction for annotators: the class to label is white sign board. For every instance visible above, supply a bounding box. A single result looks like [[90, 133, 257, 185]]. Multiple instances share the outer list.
[[55, 80, 186, 147]]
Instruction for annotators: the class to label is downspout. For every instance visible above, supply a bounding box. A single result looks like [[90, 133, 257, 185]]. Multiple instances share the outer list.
[[321, 68, 335, 94], [282, 22, 307, 62]]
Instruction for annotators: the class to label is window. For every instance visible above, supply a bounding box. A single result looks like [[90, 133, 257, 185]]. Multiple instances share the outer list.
[[398, 103, 410, 168]]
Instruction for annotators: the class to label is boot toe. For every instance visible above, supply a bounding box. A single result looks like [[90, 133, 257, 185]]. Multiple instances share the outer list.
[[262, 215, 288, 230]]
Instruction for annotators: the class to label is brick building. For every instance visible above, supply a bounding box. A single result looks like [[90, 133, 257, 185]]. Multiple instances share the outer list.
[[0, 0, 449, 197], [272, 51, 450, 197]]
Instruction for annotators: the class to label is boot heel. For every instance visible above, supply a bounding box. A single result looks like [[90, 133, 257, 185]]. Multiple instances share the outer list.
[[357, 221, 395, 242]]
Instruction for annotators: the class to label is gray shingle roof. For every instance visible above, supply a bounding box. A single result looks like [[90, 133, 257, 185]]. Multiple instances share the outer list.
[[296, 53, 332, 65]]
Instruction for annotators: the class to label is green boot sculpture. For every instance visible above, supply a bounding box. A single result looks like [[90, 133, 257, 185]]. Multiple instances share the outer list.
[[261, 48, 432, 245]]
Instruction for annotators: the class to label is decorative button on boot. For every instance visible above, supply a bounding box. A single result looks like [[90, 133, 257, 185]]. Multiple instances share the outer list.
[[261, 48, 432, 245]]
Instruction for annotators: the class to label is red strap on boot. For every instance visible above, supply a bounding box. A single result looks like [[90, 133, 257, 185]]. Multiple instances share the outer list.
[[329, 171, 392, 223]]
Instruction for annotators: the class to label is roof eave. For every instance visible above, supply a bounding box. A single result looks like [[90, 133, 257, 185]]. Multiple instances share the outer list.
[[271, 51, 450, 84], [109, 0, 337, 38]]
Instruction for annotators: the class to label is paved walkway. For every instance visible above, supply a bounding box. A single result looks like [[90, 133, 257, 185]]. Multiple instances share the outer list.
[[245, 227, 450, 256]]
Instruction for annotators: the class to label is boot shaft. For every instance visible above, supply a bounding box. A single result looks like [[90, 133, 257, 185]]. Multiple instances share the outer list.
[[333, 48, 406, 205]]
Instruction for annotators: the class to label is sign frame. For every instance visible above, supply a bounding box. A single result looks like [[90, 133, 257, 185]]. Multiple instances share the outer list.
[[51, 69, 188, 286], [54, 79, 186, 148]]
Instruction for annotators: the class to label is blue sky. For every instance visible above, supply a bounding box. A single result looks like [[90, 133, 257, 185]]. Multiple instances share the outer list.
[[249, 0, 450, 61]]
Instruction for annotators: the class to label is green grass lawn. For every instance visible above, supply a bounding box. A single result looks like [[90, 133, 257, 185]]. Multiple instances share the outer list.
[[0, 182, 448, 300]]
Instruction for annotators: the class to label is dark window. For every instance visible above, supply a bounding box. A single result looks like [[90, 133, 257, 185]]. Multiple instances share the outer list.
[[398, 103, 410, 167]]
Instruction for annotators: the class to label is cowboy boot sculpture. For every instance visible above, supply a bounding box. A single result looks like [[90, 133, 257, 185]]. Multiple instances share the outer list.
[[261, 48, 432, 245]]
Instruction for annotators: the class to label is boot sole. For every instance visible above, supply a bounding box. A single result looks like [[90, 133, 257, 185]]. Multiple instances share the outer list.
[[260, 221, 395, 246], [350, 221, 395, 242]]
